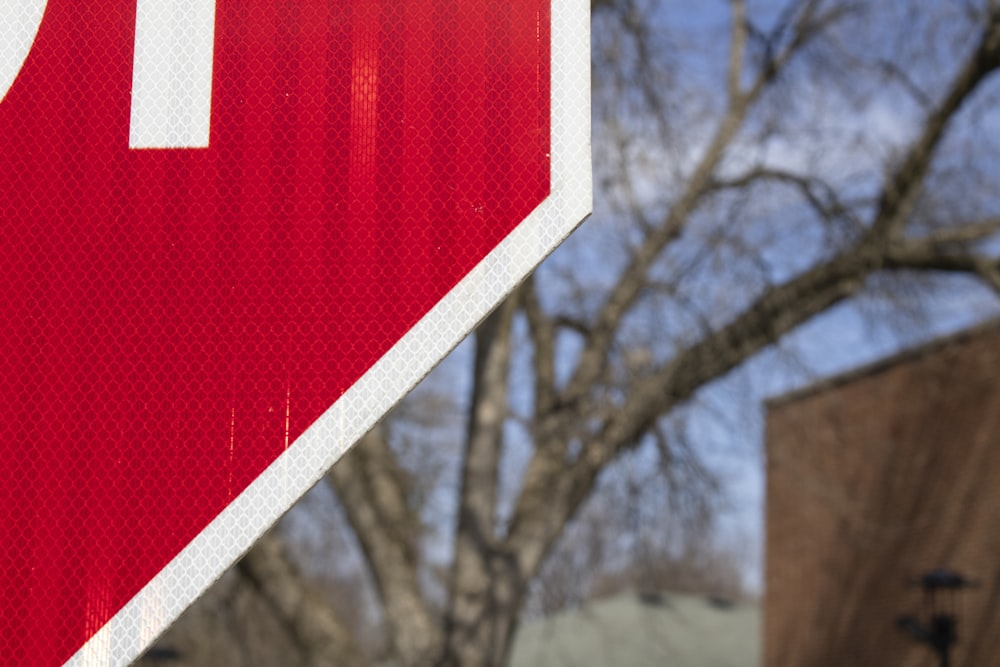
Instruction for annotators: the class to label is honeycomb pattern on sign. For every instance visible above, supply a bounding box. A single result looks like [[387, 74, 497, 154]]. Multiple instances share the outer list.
[[0, 1, 590, 665]]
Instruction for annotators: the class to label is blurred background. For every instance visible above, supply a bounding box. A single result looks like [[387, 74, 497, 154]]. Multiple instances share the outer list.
[[140, 1, 1000, 665]]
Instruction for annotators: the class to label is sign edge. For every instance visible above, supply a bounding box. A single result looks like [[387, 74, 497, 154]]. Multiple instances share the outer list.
[[67, 1, 591, 663]]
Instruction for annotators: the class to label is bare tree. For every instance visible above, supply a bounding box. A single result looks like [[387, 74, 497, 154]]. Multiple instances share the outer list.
[[151, 1, 1000, 666]]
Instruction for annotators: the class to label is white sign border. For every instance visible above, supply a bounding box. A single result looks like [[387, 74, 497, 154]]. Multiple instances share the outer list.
[[68, 0, 591, 663]]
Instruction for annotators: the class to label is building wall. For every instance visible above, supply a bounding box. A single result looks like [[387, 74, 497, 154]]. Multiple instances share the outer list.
[[765, 323, 1000, 667]]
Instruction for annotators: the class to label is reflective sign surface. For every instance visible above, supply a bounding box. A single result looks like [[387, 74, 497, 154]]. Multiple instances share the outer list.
[[0, 1, 578, 664]]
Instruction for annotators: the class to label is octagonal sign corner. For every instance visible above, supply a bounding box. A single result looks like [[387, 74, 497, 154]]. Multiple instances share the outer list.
[[0, 0, 590, 664]]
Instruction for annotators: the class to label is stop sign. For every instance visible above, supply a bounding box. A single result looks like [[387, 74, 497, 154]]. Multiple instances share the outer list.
[[0, 1, 590, 664]]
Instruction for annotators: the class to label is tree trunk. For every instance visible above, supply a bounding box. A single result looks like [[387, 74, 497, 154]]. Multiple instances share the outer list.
[[327, 426, 442, 665], [441, 300, 524, 667], [439, 549, 525, 667], [236, 530, 367, 666]]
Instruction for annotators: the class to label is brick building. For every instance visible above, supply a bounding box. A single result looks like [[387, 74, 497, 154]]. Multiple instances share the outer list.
[[765, 320, 1000, 666]]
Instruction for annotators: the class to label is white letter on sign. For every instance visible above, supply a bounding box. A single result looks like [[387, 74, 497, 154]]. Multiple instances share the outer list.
[[130, 0, 216, 149], [0, 0, 47, 105]]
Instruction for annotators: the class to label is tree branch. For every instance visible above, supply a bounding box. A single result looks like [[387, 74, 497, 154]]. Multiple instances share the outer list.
[[913, 216, 1000, 245], [445, 297, 518, 660], [746, 0, 837, 97], [729, 0, 748, 102], [886, 239, 1000, 295], [522, 277, 557, 416], [871, 10, 1000, 242], [712, 166, 865, 233], [327, 426, 440, 665], [506, 9, 1000, 582], [236, 530, 366, 666], [561, 0, 843, 410]]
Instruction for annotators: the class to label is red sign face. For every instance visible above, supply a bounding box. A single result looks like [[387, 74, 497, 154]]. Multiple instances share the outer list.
[[0, 1, 592, 665]]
